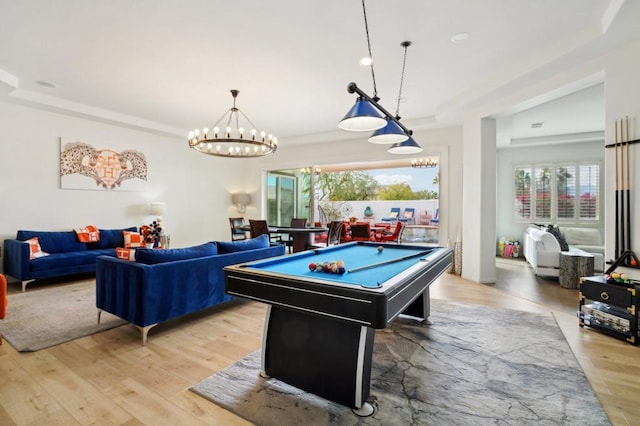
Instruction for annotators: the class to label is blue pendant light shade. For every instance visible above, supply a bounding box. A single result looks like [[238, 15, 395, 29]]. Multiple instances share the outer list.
[[367, 118, 409, 144], [387, 136, 422, 154], [338, 97, 387, 131]]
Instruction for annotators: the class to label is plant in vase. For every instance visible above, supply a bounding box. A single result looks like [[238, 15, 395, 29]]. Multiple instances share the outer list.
[[140, 221, 163, 248]]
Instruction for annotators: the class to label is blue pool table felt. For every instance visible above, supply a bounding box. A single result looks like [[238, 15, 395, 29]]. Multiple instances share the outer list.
[[242, 243, 436, 288]]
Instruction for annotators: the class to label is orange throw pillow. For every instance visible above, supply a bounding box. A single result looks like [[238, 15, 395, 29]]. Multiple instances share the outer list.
[[75, 225, 100, 242], [116, 247, 136, 261], [123, 231, 144, 248], [25, 237, 49, 260]]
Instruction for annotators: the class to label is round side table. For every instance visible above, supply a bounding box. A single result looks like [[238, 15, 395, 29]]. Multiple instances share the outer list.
[[559, 252, 594, 289]]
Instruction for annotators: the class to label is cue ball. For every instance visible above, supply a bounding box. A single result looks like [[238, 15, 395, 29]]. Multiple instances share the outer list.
[[377, 246, 384, 253]]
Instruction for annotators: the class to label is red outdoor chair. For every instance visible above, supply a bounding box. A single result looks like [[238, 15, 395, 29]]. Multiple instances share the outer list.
[[380, 222, 405, 243]]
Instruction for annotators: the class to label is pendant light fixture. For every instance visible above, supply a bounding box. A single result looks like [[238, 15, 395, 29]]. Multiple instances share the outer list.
[[188, 90, 277, 158], [338, 0, 421, 154]]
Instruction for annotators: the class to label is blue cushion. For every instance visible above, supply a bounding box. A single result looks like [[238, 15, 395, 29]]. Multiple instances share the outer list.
[[88, 227, 137, 249], [17, 230, 87, 253], [217, 234, 270, 254], [135, 242, 218, 265]]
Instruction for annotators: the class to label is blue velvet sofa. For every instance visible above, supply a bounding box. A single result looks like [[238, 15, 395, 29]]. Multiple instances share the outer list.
[[95, 235, 285, 344], [3, 227, 137, 292]]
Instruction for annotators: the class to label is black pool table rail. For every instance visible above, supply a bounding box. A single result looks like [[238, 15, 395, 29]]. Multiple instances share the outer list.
[[225, 244, 453, 328]]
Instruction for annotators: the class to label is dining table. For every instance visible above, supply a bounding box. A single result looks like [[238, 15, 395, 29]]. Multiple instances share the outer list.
[[239, 224, 328, 253]]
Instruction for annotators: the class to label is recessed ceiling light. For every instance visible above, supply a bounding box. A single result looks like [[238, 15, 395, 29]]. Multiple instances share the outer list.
[[36, 80, 57, 88], [450, 32, 469, 43], [359, 56, 372, 66], [531, 122, 544, 128]]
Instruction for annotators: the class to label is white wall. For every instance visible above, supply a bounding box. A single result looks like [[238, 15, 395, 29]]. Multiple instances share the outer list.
[[247, 126, 464, 248], [496, 141, 605, 243], [0, 101, 245, 273], [604, 40, 640, 264]]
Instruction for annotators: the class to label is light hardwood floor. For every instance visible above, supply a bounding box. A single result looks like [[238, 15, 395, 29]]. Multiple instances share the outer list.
[[1, 260, 639, 425]]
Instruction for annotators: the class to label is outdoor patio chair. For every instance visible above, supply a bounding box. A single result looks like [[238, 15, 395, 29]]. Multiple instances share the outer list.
[[350, 223, 373, 241], [398, 208, 415, 223], [380, 222, 405, 243], [430, 208, 440, 225], [381, 207, 401, 222]]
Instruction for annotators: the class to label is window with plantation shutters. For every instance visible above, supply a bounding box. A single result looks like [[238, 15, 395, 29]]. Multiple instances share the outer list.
[[579, 163, 600, 220], [513, 161, 601, 224], [514, 167, 531, 220]]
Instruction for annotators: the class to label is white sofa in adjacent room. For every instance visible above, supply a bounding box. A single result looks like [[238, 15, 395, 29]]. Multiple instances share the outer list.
[[523, 226, 604, 277]]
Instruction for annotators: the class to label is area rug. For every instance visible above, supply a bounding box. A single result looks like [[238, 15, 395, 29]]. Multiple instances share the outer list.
[[1, 281, 126, 352], [191, 299, 610, 425]]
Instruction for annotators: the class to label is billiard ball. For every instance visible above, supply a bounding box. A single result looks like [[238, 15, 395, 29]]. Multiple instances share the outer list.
[[309, 262, 316, 271], [337, 267, 346, 275], [377, 246, 384, 253]]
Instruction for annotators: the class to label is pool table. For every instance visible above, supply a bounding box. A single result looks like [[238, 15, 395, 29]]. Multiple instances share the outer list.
[[224, 241, 452, 415]]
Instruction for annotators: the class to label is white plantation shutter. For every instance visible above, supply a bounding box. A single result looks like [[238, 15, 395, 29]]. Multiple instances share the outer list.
[[514, 167, 531, 220], [534, 167, 552, 220], [579, 163, 600, 220], [556, 165, 575, 220]]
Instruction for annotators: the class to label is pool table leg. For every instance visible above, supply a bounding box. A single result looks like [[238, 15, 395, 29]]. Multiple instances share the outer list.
[[401, 287, 433, 325], [260, 305, 376, 412]]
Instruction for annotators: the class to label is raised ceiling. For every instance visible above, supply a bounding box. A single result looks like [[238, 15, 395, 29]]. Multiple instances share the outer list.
[[1, 1, 639, 147]]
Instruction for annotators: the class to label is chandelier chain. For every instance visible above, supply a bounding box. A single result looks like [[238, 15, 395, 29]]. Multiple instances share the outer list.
[[395, 42, 410, 118], [362, 0, 378, 99]]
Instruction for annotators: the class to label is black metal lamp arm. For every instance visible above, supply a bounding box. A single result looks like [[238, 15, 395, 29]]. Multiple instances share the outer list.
[[346, 82, 413, 136]]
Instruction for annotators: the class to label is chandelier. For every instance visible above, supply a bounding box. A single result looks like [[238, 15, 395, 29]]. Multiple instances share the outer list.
[[411, 158, 438, 168], [188, 90, 277, 158], [338, 0, 422, 155]]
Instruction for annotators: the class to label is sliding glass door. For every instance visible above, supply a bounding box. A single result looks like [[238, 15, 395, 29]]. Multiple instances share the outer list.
[[266, 172, 296, 226]]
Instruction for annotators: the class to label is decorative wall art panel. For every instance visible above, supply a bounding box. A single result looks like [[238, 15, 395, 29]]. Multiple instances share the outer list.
[[60, 139, 148, 191]]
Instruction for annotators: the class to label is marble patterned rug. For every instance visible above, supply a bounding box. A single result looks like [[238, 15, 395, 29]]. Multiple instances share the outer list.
[[1, 281, 126, 351], [191, 299, 610, 425]]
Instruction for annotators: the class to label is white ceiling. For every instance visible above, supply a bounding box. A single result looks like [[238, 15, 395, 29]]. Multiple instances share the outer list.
[[1, 1, 639, 149]]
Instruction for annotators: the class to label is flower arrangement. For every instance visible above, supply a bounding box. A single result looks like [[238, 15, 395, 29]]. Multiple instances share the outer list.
[[349, 216, 358, 224], [140, 221, 163, 244]]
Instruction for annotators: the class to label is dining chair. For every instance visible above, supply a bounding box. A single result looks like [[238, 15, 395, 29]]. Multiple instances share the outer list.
[[350, 223, 373, 242], [326, 221, 343, 246], [229, 217, 248, 241], [310, 221, 342, 248], [286, 218, 308, 253], [249, 220, 283, 243], [380, 222, 405, 243]]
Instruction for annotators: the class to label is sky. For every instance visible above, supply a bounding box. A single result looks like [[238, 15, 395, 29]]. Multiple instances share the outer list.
[[368, 166, 439, 192]]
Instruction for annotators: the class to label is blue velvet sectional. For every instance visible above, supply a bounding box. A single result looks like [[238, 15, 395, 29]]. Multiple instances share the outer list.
[[95, 235, 285, 344], [3, 227, 137, 292]]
